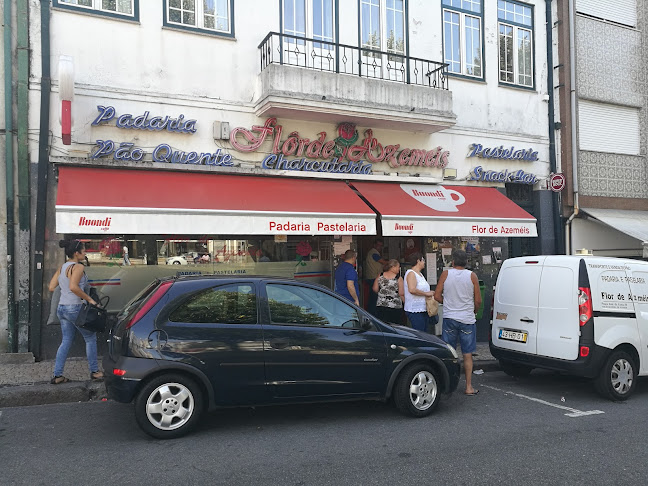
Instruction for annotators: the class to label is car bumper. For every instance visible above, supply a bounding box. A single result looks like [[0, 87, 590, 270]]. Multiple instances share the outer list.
[[489, 343, 610, 379], [102, 355, 159, 403]]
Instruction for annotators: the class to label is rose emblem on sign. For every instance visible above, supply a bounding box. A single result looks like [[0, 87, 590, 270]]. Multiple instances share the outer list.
[[334, 122, 359, 157]]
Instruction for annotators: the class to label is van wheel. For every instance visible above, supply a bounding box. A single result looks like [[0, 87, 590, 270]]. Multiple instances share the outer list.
[[595, 351, 636, 401], [393, 363, 440, 417], [134, 374, 204, 439], [500, 360, 533, 377]]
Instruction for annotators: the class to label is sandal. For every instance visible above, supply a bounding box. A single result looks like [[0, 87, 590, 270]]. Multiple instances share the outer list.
[[90, 371, 104, 380], [50, 376, 70, 384]]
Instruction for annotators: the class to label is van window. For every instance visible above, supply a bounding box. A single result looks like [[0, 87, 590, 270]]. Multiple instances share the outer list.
[[497, 266, 542, 307], [539, 267, 574, 309]]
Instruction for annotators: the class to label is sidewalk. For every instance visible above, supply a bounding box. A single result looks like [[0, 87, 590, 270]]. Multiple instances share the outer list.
[[0, 342, 499, 408]]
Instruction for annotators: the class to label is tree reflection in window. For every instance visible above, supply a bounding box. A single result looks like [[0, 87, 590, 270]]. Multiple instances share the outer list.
[[266, 284, 358, 327], [169, 284, 257, 324]]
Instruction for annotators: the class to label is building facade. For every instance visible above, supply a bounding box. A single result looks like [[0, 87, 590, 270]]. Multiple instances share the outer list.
[[2, 0, 558, 356], [557, 0, 648, 257]]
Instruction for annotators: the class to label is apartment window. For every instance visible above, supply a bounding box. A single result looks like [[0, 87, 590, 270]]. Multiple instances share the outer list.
[[54, 0, 138, 19], [498, 0, 533, 87], [164, 0, 234, 36], [283, 0, 335, 47], [442, 0, 483, 78], [361, 0, 405, 57]]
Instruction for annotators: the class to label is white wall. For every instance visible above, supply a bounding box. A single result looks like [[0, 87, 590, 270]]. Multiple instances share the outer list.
[[32, 0, 550, 185]]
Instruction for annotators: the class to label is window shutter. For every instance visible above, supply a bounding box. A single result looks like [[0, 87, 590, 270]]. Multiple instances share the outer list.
[[578, 101, 641, 155], [576, 0, 637, 27]]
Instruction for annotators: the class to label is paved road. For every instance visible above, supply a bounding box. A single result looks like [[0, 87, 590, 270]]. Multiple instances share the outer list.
[[2, 370, 647, 486]]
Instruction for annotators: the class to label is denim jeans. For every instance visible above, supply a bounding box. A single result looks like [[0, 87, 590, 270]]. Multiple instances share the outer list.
[[442, 318, 477, 354], [54, 304, 99, 377]]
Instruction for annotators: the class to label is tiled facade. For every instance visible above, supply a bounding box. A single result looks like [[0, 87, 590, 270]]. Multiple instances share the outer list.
[[575, 1, 648, 199]]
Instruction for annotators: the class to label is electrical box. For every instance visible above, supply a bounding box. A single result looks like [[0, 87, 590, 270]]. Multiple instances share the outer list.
[[213, 121, 230, 140]]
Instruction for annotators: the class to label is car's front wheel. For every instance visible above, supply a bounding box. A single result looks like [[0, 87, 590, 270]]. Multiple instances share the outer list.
[[172, 261, 181, 265], [595, 350, 637, 401], [393, 363, 440, 417], [134, 374, 204, 439]]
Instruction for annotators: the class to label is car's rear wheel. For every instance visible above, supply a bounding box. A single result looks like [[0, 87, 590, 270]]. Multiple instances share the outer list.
[[134, 374, 204, 439], [595, 350, 636, 401], [500, 359, 533, 377], [172, 261, 181, 265], [393, 363, 440, 417]]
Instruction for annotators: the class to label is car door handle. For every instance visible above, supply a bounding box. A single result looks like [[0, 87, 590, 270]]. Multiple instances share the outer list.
[[520, 318, 534, 323], [269, 338, 289, 349]]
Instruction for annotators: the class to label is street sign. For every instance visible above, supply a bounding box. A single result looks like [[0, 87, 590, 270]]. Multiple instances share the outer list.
[[549, 173, 566, 192]]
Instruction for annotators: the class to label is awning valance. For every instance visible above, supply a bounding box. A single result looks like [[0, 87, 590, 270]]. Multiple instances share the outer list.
[[55, 167, 377, 235], [351, 182, 537, 237]]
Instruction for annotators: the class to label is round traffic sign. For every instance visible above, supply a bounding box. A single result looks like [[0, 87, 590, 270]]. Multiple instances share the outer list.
[[549, 173, 566, 192]]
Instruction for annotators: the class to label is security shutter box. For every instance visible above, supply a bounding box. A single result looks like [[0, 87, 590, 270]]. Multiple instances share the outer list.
[[576, 0, 637, 27], [578, 100, 641, 155]]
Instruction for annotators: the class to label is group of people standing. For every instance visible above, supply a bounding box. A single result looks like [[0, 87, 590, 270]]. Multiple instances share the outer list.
[[334, 240, 482, 396]]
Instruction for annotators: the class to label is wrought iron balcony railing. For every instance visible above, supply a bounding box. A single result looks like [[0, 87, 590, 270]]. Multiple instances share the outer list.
[[259, 32, 449, 90]]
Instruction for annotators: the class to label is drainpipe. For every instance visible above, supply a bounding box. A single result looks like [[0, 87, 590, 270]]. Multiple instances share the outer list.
[[16, 0, 30, 351], [565, 0, 579, 255], [30, 0, 51, 359], [4, 0, 16, 351], [545, 0, 562, 254]]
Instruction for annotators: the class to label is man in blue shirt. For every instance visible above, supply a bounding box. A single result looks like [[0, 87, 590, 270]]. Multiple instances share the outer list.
[[335, 250, 359, 306]]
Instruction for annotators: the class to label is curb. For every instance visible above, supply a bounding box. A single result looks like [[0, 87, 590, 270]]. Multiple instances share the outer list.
[[0, 381, 107, 408]]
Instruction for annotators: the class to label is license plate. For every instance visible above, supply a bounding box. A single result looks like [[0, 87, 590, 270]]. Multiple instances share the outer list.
[[499, 329, 528, 343]]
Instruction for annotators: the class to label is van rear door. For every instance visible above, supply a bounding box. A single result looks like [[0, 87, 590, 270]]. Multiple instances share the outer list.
[[536, 261, 579, 360], [492, 258, 544, 355], [626, 264, 648, 374]]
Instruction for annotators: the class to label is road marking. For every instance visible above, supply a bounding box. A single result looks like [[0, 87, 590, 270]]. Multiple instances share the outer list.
[[482, 384, 605, 418]]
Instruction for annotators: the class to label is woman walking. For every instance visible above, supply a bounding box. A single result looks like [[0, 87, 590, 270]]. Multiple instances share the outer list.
[[372, 259, 404, 325], [403, 252, 436, 332], [48, 239, 103, 384]]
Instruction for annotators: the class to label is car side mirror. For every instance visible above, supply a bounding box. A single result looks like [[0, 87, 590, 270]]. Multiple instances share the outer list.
[[360, 317, 372, 331]]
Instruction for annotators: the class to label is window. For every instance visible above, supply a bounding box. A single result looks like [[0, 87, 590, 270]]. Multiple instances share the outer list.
[[576, 0, 637, 27], [361, 0, 405, 56], [442, 0, 483, 78], [578, 101, 640, 155], [498, 0, 533, 87], [266, 284, 360, 327], [283, 0, 334, 46], [54, 0, 137, 19], [169, 284, 257, 324], [165, 0, 234, 36]]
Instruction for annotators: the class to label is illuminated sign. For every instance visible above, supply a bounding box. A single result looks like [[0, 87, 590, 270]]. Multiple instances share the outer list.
[[468, 166, 538, 184], [468, 143, 538, 162]]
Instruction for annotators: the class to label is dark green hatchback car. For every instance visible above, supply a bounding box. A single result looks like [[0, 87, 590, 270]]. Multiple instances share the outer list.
[[104, 275, 460, 439]]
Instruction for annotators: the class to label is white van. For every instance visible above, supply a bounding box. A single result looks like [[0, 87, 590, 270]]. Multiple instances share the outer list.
[[490, 256, 648, 400]]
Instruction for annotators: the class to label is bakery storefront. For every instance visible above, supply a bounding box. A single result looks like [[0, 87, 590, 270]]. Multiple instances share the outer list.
[[51, 106, 539, 342]]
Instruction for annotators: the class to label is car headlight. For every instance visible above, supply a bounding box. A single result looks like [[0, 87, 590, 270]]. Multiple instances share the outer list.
[[446, 343, 458, 359]]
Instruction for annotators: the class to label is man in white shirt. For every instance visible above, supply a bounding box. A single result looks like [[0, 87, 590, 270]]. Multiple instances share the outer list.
[[434, 249, 482, 396]]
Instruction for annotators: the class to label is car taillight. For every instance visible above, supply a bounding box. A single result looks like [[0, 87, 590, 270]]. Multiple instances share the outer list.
[[578, 286, 592, 326], [113, 369, 126, 376], [126, 281, 173, 329], [580, 346, 590, 357]]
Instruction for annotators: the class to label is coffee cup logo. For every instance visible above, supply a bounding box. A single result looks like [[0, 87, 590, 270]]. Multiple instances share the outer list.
[[400, 184, 466, 212]]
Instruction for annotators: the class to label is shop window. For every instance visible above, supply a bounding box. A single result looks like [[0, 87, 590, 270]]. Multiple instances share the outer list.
[[497, 0, 534, 88], [169, 284, 257, 324], [54, 0, 138, 20], [164, 0, 234, 37], [266, 284, 359, 327], [442, 0, 483, 79]]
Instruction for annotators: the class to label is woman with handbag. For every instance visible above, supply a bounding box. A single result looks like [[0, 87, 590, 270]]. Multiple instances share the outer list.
[[48, 239, 104, 384], [403, 252, 436, 333]]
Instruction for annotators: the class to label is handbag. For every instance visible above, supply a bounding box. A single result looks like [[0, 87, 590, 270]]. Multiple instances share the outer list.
[[47, 286, 61, 325], [75, 293, 110, 333], [426, 296, 439, 317]]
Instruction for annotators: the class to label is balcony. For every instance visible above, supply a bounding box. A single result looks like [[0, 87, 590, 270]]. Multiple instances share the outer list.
[[254, 32, 456, 133]]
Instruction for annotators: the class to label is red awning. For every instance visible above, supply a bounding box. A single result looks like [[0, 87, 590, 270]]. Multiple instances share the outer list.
[[56, 166, 376, 235], [351, 182, 537, 237]]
